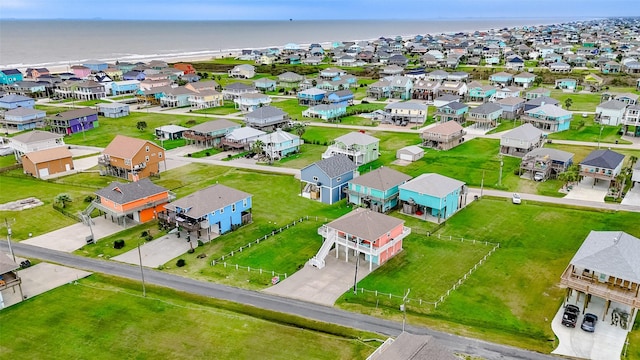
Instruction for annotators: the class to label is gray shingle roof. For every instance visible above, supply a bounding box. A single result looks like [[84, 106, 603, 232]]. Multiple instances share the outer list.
[[399, 173, 465, 198], [310, 155, 357, 178], [580, 149, 624, 169], [524, 148, 574, 163], [597, 100, 628, 111], [0, 252, 19, 274], [245, 106, 286, 120], [335, 132, 379, 146], [11, 130, 63, 144], [95, 179, 168, 205], [327, 208, 404, 242], [190, 119, 239, 134], [470, 102, 502, 115], [384, 101, 427, 111], [570, 231, 640, 283], [526, 96, 559, 107], [48, 108, 97, 121], [164, 184, 251, 219], [349, 167, 411, 191], [0, 94, 33, 103], [503, 123, 543, 142]]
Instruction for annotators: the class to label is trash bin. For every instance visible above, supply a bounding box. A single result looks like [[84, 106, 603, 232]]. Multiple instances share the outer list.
[[474, 195, 479, 200]]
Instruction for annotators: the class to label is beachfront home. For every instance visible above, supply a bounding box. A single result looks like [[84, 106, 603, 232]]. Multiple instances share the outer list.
[[83, 60, 108, 72], [0, 69, 24, 85], [9, 130, 65, 161], [254, 129, 302, 160], [46, 108, 99, 135], [188, 89, 223, 109], [21, 147, 74, 179], [155, 125, 189, 140], [24, 67, 50, 80], [300, 155, 358, 205], [346, 167, 411, 213], [297, 88, 326, 106], [399, 173, 466, 223], [500, 124, 544, 157], [579, 149, 625, 183], [234, 92, 272, 112], [522, 104, 573, 132], [435, 101, 468, 124], [595, 100, 628, 126], [244, 106, 289, 130], [97, 102, 130, 118], [381, 102, 428, 125], [92, 178, 173, 225], [309, 208, 410, 270], [514, 72, 536, 88], [228, 64, 256, 79], [110, 80, 140, 96], [322, 132, 380, 166], [302, 104, 347, 122], [98, 135, 166, 181], [0, 94, 34, 110], [183, 119, 241, 148], [421, 120, 466, 151], [520, 148, 574, 181], [221, 127, 266, 151], [174, 63, 196, 75], [160, 184, 252, 237], [2, 107, 46, 130], [71, 65, 91, 79], [468, 102, 503, 129]]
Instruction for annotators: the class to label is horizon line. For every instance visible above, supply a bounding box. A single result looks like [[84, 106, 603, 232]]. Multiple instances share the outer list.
[[0, 15, 616, 21]]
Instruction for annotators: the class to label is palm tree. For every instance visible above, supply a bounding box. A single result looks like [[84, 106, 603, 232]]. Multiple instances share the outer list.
[[292, 123, 306, 137], [251, 140, 264, 156], [565, 98, 573, 110], [54, 193, 72, 208]]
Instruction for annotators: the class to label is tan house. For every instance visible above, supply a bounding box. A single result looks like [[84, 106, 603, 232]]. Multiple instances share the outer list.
[[421, 120, 466, 150], [98, 135, 166, 181], [21, 147, 74, 179]]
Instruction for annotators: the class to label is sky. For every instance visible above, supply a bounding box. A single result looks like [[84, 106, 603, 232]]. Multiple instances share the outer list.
[[1, 0, 638, 20]]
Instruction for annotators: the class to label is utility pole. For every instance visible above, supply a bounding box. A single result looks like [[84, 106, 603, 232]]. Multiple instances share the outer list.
[[401, 288, 411, 333], [353, 249, 360, 294], [137, 241, 146, 297], [598, 125, 604, 149], [3, 218, 16, 262], [498, 154, 504, 187], [480, 170, 485, 197]]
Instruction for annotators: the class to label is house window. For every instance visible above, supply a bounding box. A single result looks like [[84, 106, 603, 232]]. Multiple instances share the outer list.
[[158, 152, 163, 158], [313, 176, 318, 181], [145, 155, 150, 162], [146, 146, 150, 152], [243, 199, 247, 207], [232, 204, 236, 212], [124, 159, 131, 165], [336, 177, 341, 182], [220, 208, 224, 214]]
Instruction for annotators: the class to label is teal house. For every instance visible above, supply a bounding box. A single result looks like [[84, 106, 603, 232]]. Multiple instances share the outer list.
[[302, 104, 347, 121], [346, 167, 411, 213], [467, 82, 497, 102], [254, 78, 277, 92], [0, 69, 24, 85], [435, 102, 469, 123], [489, 72, 514, 86], [399, 173, 466, 222], [554, 78, 577, 91], [522, 104, 573, 132]]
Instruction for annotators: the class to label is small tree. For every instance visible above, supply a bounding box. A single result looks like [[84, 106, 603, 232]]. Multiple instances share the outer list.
[[54, 193, 72, 208], [252, 139, 265, 155], [564, 98, 573, 110], [136, 121, 148, 131], [291, 123, 306, 137], [176, 259, 186, 267]]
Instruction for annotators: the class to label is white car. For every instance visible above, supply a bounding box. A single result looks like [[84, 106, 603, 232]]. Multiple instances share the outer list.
[[512, 193, 522, 204], [533, 172, 545, 182]]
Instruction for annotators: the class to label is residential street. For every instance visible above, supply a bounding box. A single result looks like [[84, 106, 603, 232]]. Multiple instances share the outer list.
[[0, 241, 556, 360]]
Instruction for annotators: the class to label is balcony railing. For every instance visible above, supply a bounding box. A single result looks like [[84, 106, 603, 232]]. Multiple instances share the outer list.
[[0, 271, 21, 291], [561, 267, 640, 307]]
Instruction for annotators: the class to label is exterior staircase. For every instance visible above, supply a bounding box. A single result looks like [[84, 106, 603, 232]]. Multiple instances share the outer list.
[[308, 230, 336, 269], [81, 202, 97, 225]]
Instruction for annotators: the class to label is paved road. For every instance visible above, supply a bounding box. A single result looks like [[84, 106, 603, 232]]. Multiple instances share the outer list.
[[1, 241, 556, 360]]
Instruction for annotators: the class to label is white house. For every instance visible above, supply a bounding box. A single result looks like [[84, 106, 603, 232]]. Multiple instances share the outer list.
[[9, 130, 66, 161], [228, 64, 256, 79], [596, 100, 628, 126]]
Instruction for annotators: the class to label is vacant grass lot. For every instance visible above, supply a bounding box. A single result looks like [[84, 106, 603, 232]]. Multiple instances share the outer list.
[[192, 100, 241, 115], [548, 89, 601, 112], [0, 275, 379, 360], [547, 114, 629, 144], [336, 198, 640, 353]]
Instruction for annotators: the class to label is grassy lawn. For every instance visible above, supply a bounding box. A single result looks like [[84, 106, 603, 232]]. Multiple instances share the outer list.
[[271, 98, 308, 119], [486, 119, 521, 134], [75, 220, 165, 259], [546, 143, 640, 164], [337, 198, 640, 353], [188, 147, 221, 158], [271, 143, 326, 169], [191, 100, 241, 115], [548, 89, 601, 112], [0, 172, 98, 240], [0, 274, 379, 360], [339, 115, 379, 127], [0, 155, 18, 168], [547, 114, 629, 144]]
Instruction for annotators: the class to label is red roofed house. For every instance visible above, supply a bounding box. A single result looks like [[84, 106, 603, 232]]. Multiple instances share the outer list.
[[98, 135, 166, 181], [309, 208, 411, 270], [174, 63, 196, 75], [21, 147, 74, 179]]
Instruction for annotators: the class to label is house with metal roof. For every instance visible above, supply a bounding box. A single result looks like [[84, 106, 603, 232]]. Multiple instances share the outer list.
[[309, 208, 410, 270], [155, 124, 189, 140], [346, 167, 411, 213], [579, 149, 625, 183], [301, 155, 358, 205], [560, 231, 640, 318], [322, 132, 379, 165], [522, 103, 573, 132], [161, 184, 252, 237], [92, 178, 173, 225], [500, 123, 544, 157], [399, 173, 466, 223], [596, 100, 628, 126], [2, 107, 46, 130]]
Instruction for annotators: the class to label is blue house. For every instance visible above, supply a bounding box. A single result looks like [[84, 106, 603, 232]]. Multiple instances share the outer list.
[[254, 78, 277, 92], [163, 184, 252, 236], [325, 90, 354, 106], [0, 94, 35, 109], [83, 60, 108, 72], [346, 167, 411, 213], [302, 104, 347, 121], [111, 80, 140, 96], [2, 107, 46, 130], [522, 104, 573, 132], [489, 72, 514, 86], [399, 173, 466, 222], [298, 88, 326, 106], [0, 69, 24, 85], [555, 78, 577, 91], [301, 155, 358, 205], [435, 101, 469, 123]]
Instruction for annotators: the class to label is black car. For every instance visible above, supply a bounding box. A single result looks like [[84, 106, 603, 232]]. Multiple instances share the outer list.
[[581, 313, 598, 332], [561, 304, 580, 328]]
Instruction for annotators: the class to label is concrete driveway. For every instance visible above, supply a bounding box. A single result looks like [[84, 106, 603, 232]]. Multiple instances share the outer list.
[[0, 262, 91, 308], [621, 184, 640, 206], [111, 231, 203, 268], [552, 293, 632, 360], [563, 177, 609, 203], [21, 216, 125, 252], [263, 248, 378, 306]]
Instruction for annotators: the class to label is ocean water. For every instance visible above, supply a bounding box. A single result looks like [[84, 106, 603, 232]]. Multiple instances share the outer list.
[[0, 18, 583, 69]]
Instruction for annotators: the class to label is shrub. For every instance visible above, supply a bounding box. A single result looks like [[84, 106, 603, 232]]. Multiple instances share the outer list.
[[146, 235, 153, 241], [176, 259, 186, 267], [186, 119, 197, 126], [205, 152, 210, 156], [84, 195, 95, 203], [197, 240, 204, 247], [114, 239, 125, 249], [141, 231, 149, 238]]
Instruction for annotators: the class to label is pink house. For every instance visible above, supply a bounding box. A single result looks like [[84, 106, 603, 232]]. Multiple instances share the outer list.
[[70, 65, 91, 79], [309, 208, 410, 270]]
